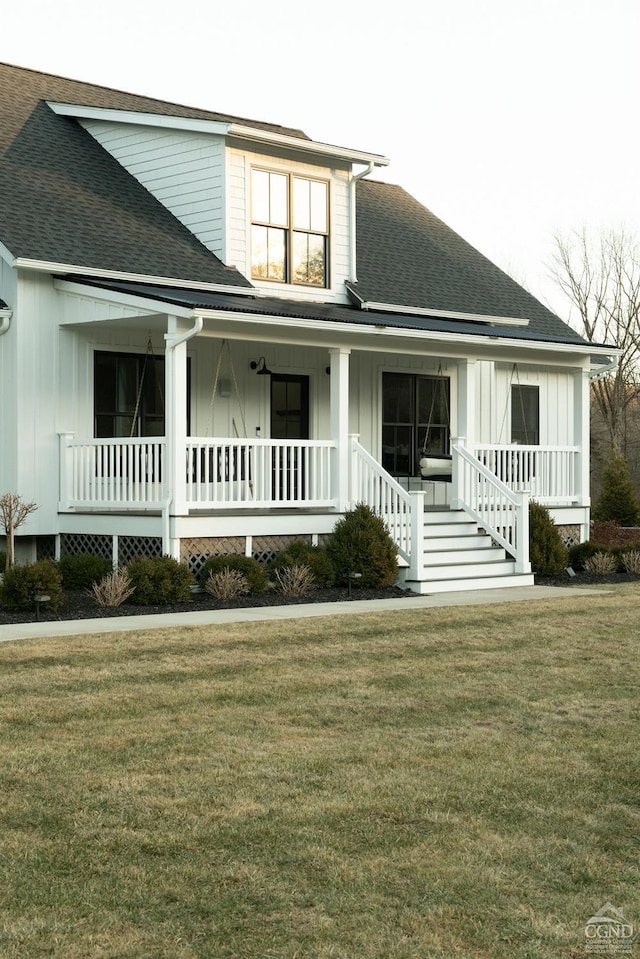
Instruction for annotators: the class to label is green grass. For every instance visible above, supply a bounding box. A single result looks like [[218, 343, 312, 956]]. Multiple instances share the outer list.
[[0, 584, 638, 958]]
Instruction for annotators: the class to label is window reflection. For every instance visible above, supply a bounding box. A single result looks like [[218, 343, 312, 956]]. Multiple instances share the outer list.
[[252, 169, 328, 287]]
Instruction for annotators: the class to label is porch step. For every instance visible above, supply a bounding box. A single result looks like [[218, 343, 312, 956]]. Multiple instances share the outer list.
[[400, 572, 535, 595], [422, 547, 509, 567], [400, 506, 534, 595]]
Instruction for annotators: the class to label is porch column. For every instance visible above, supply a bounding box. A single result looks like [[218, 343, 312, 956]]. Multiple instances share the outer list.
[[574, 368, 591, 528], [329, 347, 351, 511], [165, 316, 199, 558], [452, 359, 476, 508], [457, 358, 477, 448]]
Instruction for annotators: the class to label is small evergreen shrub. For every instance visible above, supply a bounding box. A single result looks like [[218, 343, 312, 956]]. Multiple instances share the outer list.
[[529, 501, 568, 576], [0, 550, 6, 573], [89, 568, 135, 608], [199, 555, 267, 594], [205, 568, 250, 602], [126, 555, 194, 605], [593, 453, 640, 526], [0, 559, 64, 612], [270, 541, 335, 587], [327, 503, 398, 588], [58, 553, 112, 590], [273, 563, 316, 597], [583, 551, 617, 575]]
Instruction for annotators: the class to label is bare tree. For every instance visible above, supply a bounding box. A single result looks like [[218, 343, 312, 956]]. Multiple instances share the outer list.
[[0, 493, 38, 569], [550, 228, 640, 457]]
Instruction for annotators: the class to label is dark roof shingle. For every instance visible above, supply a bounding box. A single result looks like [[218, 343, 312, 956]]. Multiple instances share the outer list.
[[352, 180, 584, 343], [0, 63, 590, 347], [0, 62, 256, 286]]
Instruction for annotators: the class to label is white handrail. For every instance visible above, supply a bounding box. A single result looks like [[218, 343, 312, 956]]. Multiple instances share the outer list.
[[350, 437, 417, 566], [453, 442, 530, 573]]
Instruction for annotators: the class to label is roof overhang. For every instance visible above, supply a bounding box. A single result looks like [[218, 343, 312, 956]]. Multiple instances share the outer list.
[[53, 278, 619, 366], [15, 258, 257, 297], [345, 283, 530, 328], [46, 101, 390, 168]]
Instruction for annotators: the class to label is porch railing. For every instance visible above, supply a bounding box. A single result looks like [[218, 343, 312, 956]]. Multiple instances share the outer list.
[[453, 442, 530, 573], [60, 435, 336, 510], [473, 444, 580, 504], [184, 438, 335, 508], [59, 435, 166, 508], [351, 437, 417, 568]]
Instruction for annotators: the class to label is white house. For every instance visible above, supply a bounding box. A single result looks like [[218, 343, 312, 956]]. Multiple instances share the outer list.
[[0, 63, 617, 593]]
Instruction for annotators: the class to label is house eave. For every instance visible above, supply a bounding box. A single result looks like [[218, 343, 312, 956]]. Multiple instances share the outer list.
[[14, 259, 257, 297], [193, 304, 615, 358], [46, 101, 390, 168], [345, 286, 530, 328]]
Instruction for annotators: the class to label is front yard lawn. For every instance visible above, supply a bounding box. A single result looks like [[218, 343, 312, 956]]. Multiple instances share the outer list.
[[0, 584, 637, 958]]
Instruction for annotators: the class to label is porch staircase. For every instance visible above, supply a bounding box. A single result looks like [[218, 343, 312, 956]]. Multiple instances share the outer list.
[[399, 507, 535, 595]]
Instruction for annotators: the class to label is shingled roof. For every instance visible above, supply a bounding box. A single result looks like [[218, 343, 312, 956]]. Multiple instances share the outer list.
[[0, 62, 258, 286], [350, 180, 584, 343], [0, 63, 588, 347]]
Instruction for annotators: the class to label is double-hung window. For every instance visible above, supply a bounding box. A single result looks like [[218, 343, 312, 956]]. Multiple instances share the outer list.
[[251, 169, 329, 287]]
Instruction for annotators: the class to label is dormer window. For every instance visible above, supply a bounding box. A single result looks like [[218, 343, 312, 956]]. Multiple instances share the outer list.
[[251, 169, 328, 287]]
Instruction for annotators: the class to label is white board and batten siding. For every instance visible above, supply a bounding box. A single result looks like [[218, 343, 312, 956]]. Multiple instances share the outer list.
[[81, 121, 227, 259], [81, 120, 354, 302]]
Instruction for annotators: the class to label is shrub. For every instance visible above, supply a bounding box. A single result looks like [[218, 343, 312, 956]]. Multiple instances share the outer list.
[[0, 551, 5, 573], [89, 568, 135, 608], [583, 551, 617, 575], [205, 568, 250, 602], [273, 564, 316, 597], [126, 555, 194, 605], [0, 559, 64, 612], [593, 453, 640, 526], [270, 541, 335, 587], [529, 501, 568, 576], [568, 540, 602, 571], [327, 503, 398, 589], [199, 555, 267, 594], [621, 550, 640, 575], [58, 553, 112, 590]]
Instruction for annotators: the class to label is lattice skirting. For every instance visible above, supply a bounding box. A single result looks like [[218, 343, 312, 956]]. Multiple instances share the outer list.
[[60, 533, 113, 562], [59, 533, 162, 566], [557, 525, 582, 548], [181, 536, 245, 577], [251, 534, 312, 566], [54, 532, 317, 572], [36, 536, 56, 561]]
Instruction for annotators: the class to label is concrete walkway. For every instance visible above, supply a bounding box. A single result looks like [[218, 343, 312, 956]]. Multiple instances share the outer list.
[[0, 585, 605, 643]]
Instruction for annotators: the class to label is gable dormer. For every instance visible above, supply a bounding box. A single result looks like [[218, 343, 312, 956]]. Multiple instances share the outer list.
[[47, 101, 388, 303]]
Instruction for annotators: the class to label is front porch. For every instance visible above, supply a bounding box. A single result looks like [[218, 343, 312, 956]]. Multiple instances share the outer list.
[[49, 281, 595, 592], [57, 433, 585, 591]]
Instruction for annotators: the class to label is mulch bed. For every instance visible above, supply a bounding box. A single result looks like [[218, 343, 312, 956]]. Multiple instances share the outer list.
[[0, 584, 411, 625], [1, 571, 635, 626]]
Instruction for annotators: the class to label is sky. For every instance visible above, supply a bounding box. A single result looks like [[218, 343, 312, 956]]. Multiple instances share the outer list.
[[4, 0, 639, 321]]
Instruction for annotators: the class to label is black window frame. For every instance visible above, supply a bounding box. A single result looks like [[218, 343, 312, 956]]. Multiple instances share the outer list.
[[93, 350, 191, 438], [382, 371, 451, 477], [511, 384, 539, 445], [250, 168, 329, 288]]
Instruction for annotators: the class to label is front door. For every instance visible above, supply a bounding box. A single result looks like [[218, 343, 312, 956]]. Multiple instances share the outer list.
[[270, 374, 310, 500]]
